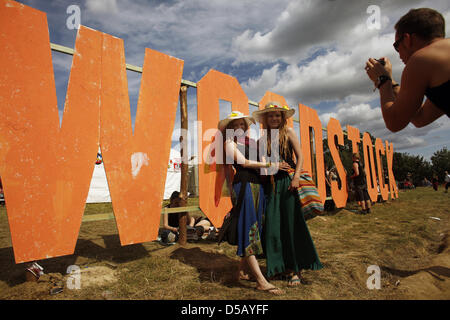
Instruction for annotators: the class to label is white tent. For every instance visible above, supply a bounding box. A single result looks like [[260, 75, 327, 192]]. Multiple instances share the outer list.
[[163, 148, 182, 200], [86, 148, 183, 203], [86, 162, 111, 203]]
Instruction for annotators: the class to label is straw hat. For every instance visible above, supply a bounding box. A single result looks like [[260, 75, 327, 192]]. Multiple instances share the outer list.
[[252, 101, 295, 123], [218, 111, 255, 131]]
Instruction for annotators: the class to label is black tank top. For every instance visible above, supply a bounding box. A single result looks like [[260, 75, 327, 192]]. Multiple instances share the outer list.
[[425, 80, 450, 117], [168, 212, 179, 228], [228, 139, 261, 184], [352, 161, 366, 186]]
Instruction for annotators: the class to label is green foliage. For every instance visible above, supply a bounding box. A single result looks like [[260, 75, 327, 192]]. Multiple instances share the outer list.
[[392, 152, 432, 185], [322, 137, 448, 187], [430, 147, 450, 181]]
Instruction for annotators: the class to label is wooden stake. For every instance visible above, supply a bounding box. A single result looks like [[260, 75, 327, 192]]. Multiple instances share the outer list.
[[178, 85, 189, 245]]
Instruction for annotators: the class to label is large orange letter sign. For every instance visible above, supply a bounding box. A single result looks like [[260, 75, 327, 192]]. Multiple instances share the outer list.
[[362, 133, 378, 202], [375, 138, 389, 201], [0, 0, 401, 264], [386, 141, 398, 199], [346, 125, 361, 154], [100, 40, 183, 245], [197, 70, 249, 228], [0, 3, 101, 262], [327, 118, 347, 208], [299, 104, 326, 204]]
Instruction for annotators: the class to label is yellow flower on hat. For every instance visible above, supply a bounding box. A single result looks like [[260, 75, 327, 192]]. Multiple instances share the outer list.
[[251, 101, 295, 123], [218, 111, 255, 131]]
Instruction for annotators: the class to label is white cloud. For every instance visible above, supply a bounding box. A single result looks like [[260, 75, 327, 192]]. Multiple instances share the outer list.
[[85, 0, 118, 14], [234, 0, 450, 153], [44, 0, 449, 157], [241, 64, 279, 101], [81, 0, 291, 70]]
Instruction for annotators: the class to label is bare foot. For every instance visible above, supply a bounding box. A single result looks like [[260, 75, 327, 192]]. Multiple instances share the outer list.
[[256, 284, 285, 295], [238, 270, 252, 281]]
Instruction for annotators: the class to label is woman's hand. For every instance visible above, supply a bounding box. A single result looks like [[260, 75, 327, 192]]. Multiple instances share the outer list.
[[275, 161, 291, 172], [289, 176, 300, 191]]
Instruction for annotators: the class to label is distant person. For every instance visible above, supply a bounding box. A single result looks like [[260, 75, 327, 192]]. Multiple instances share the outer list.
[[432, 174, 439, 191], [444, 171, 450, 193], [422, 177, 432, 187], [365, 8, 449, 132], [161, 191, 212, 243], [350, 153, 371, 214]]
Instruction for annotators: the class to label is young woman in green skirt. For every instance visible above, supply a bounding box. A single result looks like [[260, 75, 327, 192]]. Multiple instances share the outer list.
[[252, 102, 323, 286]]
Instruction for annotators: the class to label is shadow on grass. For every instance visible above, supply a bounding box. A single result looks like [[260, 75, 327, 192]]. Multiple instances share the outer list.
[[169, 247, 249, 287], [0, 234, 149, 287], [381, 265, 450, 281]]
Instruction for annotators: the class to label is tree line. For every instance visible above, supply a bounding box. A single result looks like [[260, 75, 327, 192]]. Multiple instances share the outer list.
[[322, 133, 449, 187]]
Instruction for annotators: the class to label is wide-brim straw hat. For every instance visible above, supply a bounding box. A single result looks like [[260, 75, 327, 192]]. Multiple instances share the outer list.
[[252, 101, 295, 123], [218, 111, 255, 131]]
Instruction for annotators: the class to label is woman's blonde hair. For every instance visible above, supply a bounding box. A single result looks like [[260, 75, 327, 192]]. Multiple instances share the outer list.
[[261, 103, 291, 160]]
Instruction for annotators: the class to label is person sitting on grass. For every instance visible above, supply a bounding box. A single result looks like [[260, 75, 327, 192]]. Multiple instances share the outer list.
[[161, 191, 214, 243]]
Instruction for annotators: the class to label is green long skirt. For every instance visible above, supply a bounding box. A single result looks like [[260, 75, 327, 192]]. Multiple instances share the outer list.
[[264, 174, 323, 278]]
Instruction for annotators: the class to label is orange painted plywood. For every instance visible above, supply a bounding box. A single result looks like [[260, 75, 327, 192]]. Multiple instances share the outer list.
[[99, 37, 184, 245], [327, 118, 347, 208], [375, 138, 389, 201], [0, 1, 101, 263], [346, 125, 361, 154], [298, 104, 326, 204], [197, 70, 249, 228], [386, 141, 398, 199], [362, 133, 378, 202]]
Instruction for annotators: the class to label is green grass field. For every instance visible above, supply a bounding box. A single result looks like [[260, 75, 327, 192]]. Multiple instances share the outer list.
[[0, 187, 448, 300]]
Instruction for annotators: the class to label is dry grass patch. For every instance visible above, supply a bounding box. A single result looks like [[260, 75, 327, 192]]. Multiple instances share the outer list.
[[0, 187, 448, 299]]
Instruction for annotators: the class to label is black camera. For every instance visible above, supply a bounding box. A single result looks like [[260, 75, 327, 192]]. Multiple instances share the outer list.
[[376, 58, 386, 66]]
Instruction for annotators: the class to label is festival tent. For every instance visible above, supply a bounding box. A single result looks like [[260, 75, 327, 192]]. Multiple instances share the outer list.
[[163, 147, 182, 200], [86, 148, 186, 203]]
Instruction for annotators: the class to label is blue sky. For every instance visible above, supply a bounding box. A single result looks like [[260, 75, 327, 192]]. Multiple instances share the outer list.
[[16, 0, 450, 161]]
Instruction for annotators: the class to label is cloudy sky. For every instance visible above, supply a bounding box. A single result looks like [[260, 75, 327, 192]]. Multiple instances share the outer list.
[[17, 0, 450, 160]]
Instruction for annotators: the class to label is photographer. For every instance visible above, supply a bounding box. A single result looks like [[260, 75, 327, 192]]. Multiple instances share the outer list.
[[365, 8, 449, 132]]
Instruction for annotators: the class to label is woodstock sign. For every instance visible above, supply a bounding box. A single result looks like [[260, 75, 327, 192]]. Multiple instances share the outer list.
[[0, 1, 397, 263]]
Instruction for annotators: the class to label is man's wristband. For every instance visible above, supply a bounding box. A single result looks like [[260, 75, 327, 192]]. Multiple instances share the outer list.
[[377, 75, 392, 89]]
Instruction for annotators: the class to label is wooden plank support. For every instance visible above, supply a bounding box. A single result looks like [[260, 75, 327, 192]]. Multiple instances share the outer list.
[[178, 85, 189, 245]]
